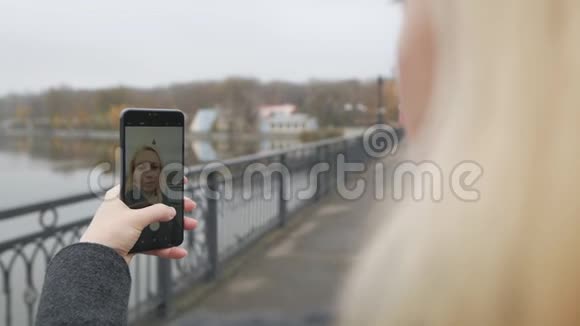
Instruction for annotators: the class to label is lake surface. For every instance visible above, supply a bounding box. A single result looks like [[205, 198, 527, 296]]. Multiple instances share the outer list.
[[0, 134, 301, 209]]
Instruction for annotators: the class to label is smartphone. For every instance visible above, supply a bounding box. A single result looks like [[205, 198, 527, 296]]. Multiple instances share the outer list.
[[120, 108, 185, 253]]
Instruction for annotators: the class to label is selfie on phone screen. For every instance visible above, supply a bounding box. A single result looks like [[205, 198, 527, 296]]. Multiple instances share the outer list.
[[124, 128, 182, 209], [121, 109, 185, 252]]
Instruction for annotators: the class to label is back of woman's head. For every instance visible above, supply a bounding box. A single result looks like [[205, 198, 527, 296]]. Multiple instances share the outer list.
[[340, 0, 580, 325]]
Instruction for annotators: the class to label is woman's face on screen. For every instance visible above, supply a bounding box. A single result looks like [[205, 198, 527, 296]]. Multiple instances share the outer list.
[[133, 150, 162, 193], [397, 0, 435, 137]]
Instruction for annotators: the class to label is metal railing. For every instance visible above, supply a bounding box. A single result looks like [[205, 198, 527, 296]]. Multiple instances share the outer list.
[[0, 135, 371, 325]]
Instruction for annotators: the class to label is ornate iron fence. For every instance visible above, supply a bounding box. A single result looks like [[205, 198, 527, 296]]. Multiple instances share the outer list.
[[0, 135, 371, 325]]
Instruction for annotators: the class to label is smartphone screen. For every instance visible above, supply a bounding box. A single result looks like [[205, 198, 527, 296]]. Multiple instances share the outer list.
[[121, 109, 184, 252]]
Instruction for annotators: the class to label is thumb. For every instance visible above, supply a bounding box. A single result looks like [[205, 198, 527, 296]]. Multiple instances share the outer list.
[[132, 204, 176, 229]]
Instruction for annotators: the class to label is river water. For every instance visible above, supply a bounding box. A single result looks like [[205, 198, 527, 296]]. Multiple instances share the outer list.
[[0, 134, 301, 209]]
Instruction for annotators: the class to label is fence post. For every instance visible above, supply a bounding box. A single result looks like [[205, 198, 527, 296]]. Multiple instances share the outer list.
[[206, 172, 219, 280], [330, 144, 337, 189], [278, 153, 287, 227], [157, 258, 172, 318], [314, 146, 324, 201], [359, 135, 366, 162], [343, 140, 350, 184], [323, 145, 330, 196]]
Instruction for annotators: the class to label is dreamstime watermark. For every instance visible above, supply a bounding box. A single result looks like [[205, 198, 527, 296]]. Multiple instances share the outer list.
[[88, 124, 483, 203]]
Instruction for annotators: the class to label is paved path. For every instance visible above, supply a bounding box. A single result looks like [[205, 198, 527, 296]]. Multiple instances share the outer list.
[[171, 171, 389, 325]]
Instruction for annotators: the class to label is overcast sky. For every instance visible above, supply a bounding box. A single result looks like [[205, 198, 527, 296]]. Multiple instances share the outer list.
[[0, 0, 402, 96]]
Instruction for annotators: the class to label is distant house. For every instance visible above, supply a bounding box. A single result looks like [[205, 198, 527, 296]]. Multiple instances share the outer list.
[[189, 108, 219, 133], [259, 104, 296, 118], [190, 104, 318, 135], [191, 140, 218, 161], [259, 104, 318, 135]]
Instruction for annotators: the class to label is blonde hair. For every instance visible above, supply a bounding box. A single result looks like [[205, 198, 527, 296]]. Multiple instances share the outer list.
[[340, 1, 580, 325], [125, 146, 163, 202]]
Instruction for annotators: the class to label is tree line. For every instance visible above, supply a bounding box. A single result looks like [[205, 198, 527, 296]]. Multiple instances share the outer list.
[[0, 77, 399, 131]]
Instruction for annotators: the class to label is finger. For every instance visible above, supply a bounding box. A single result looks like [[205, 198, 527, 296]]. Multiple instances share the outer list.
[[184, 197, 197, 212], [104, 185, 121, 201], [184, 217, 197, 230], [132, 204, 176, 228], [144, 247, 188, 259], [183, 176, 189, 185]]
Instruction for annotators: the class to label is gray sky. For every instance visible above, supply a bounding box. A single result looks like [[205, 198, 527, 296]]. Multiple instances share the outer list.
[[0, 0, 402, 96]]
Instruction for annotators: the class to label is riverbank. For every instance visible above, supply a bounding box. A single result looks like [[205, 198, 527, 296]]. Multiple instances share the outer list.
[[1, 127, 366, 141]]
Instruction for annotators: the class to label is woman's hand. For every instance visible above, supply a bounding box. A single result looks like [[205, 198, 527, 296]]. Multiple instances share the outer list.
[[80, 184, 197, 264]]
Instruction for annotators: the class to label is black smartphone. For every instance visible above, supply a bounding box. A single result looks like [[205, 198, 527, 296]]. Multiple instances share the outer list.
[[120, 108, 185, 253]]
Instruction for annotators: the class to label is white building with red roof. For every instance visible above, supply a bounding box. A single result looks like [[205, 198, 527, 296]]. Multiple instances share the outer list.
[[259, 104, 318, 134]]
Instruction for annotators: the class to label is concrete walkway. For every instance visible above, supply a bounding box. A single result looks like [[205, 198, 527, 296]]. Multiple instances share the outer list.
[[170, 172, 388, 325]]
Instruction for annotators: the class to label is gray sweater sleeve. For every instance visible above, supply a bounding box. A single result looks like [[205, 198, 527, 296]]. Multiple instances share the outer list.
[[35, 243, 131, 326]]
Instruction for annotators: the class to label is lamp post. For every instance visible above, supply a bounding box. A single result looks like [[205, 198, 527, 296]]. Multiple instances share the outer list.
[[377, 76, 385, 125]]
